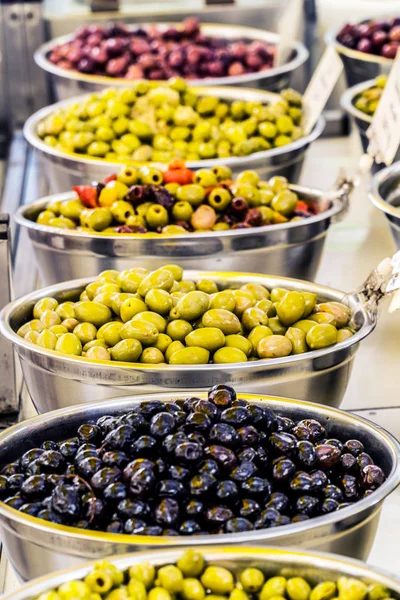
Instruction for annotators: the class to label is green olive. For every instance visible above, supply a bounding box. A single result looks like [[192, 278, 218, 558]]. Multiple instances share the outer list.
[[131, 311, 166, 333], [292, 319, 316, 334], [55, 333, 82, 355], [56, 301, 75, 320], [233, 290, 255, 316], [176, 184, 206, 207], [117, 269, 148, 294], [138, 269, 175, 297], [276, 291, 305, 326], [202, 309, 241, 335], [256, 299, 275, 317], [148, 588, 172, 600], [302, 292, 317, 318], [185, 327, 225, 352], [177, 551, 205, 578], [165, 340, 185, 362], [309, 313, 337, 327], [314, 302, 351, 328], [73, 322, 97, 345], [120, 320, 159, 346], [110, 293, 137, 316], [168, 346, 210, 365], [183, 578, 206, 600], [213, 347, 248, 363], [225, 334, 252, 357], [306, 324, 337, 349], [120, 297, 148, 322], [61, 318, 80, 332], [40, 310, 61, 328], [196, 280, 219, 295], [240, 283, 270, 301], [248, 325, 273, 353], [337, 329, 353, 343], [310, 582, 337, 600], [86, 346, 111, 361], [260, 577, 287, 600], [74, 301, 112, 327], [110, 338, 142, 362], [201, 567, 234, 595], [242, 307, 269, 331], [97, 321, 123, 346], [176, 291, 210, 321], [140, 347, 164, 364], [257, 334, 292, 358], [210, 290, 236, 312], [166, 319, 193, 342], [285, 327, 308, 354], [33, 297, 59, 319], [240, 568, 265, 593], [36, 329, 57, 350], [145, 289, 173, 315], [287, 578, 311, 600], [270, 288, 289, 303], [268, 317, 287, 335], [154, 333, 173, 353], [83, 339, 108, 352]]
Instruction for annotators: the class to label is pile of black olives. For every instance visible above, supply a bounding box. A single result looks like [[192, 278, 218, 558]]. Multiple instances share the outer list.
[[0, 385, 385, 536]]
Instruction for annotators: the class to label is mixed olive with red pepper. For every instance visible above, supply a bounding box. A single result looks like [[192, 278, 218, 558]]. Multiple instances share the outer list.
[[35, 162, 319, 234], [0, 385, 386, 536]]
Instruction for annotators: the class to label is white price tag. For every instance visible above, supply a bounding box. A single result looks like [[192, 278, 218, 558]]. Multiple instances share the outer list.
[[367, 51, 400, 167], [302, 46, 343, 135], [275, 0, 303, 67]]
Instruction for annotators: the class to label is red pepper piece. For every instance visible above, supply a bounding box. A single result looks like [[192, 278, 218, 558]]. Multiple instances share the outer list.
[[103, 174, 117, 185], [72, 185, 98, 208]]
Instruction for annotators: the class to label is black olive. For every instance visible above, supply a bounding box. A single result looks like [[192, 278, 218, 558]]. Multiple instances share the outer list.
[[102, 450, 129, 469], [190, 473, 217, 497], [272, 457, 296, 481], [224, 517, 254, 533], [168, 465, 191, 481], [321, 498, 340, 513], [76, 456, 103, 479], [310, 469, 328, 491], [357, 452, 374, 471], [204, 445, 237, 470], [20, 502, 43, 516], [205, 506, 234, 525], [230, 461, 258, 482], [162, 432, 188, 454], [123, 459, 155, 482], [324, 438, 343, 451], [241, 477, 271, 499], [208, 384, 236, 406], [220, 406, 251, 427], [239, 498, 261, 520], [59, 438, 80, 461], [175, 442, 203, 465], [238, 426, 259, 445], [209, 423, 240, 448], [51, 484, 81, 519], [295, 495, 320, 515], [324, 484, 343, 501], [124, 518, 147, 534], [362, 465, 385, 489], [255, 506, 281, 528], [296, 441, 317, 467], [215, 480, 239, 504], [238, 447, 257, 463], [162, 528, 179, 536], [20, 449, 44, 471], [198, 459, 221, 478], [103, 482, 127, 503], [290, 471, 314, 493], [77, 423, 101, 443], [129, 467, 156, 497], [192, 400, 219, 421], [38, 451, 65, 473], [315, 444, 341, 468], [154, 498, 180, 526], [340, 474, 359, 500], [105, 424, 136, 450], [131, 435, 158, 457], [269, 432, 297, 455], [3, 494, 24, 509], [185, 499, 204, 517], [187, 432, 206, 446], [340, 453, 357, 472], [179, 519, 202, 535], [138, 400, 164, 419], [343, 439, 364, 456], [267, 492, 290, 512], [21, 474, 49, 501], [7, 474, 24, 494], [149, 412, 176, 438], [185, 412, 212, 433], [117, 498, 151, 519], [157, 479, 187, 499], [107, 520, 123, 533], [276, 416, 295, 432]]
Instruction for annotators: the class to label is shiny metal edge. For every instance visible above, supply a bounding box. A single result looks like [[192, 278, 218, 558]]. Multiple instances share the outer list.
[[340, 79, 374, 124], [0, 392, 398, 550], [0, 271, 377, 375], [23, 88, 326, 170], [6, 547, 400, 600], [369, 162, 400, 219], [34, 23, 309, 88], [13, 183, 345, 244]]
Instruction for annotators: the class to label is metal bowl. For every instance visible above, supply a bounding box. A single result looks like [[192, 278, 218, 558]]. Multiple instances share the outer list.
[[35, 24, 309, 100], [328, 30, 394, 88], [14, 182, 347, 285], [0, 271, 376, 411], [23, 87, 325, 193], [369, 162, 400, 249], [340, 80, 400, 174], [0, 395, 399, 581], [5, 549, 400, 598]]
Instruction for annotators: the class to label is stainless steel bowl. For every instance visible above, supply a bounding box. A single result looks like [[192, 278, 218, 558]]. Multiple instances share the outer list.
[[0, 395, 399, 582], [327, 30, 394, 88], [34, 24, 309, 99], [369, 162, 400, 249], [0, 271, 376, 411], [14, 182, 347, 285], [23, 87, 325, 193], [5, 549, 400, 597], [340, 80, 400, 174]]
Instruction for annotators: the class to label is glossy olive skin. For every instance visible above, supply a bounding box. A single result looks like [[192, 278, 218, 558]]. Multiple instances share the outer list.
[[20, 266, 353, 365]]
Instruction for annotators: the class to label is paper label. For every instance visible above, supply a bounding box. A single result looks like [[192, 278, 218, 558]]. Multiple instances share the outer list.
[[367, 51, 400, 166], [302, 46, 343, 134], [275, 0, 303, 67]]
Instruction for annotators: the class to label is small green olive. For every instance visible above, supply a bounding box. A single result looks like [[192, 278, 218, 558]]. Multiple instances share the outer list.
[[201, 567, 234, 595], [257, 334, 292, 358], [74, 301, 112, 327], [185, 327, 225, 352], [306, 324, 337, 350], [110, 338, 142, 362], [287, 578, 311, 600], [55, 333, 82, 355], [168, 346, 210, 365]]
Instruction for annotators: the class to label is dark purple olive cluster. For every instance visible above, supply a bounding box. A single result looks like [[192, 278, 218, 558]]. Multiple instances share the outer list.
[[0, 386, 385, 536], [337, 18, 400, 58], [48, 18, 275, 80]]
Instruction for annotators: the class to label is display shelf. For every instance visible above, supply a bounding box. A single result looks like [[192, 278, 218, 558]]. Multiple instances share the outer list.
[[0, 130, 399, 590]]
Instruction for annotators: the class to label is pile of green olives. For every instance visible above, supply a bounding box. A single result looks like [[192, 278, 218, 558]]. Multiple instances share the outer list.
[[17, 265, 354, 365], [37, 79, 305, 163], [34, 550, 396, 600], [35, 165, 316, 235], [353, 75, 387, 116]]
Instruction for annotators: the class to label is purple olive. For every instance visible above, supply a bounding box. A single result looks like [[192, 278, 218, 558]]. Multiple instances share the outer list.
[[357, 38, 373, 53], [77, 57, 95, 74]]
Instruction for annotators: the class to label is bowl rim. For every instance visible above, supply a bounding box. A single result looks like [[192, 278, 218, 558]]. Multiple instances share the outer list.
[[6, 546, 400, 600], [369, 161, 400, 218], [23, 87, 326, 170], [325, 28, 395, 65], [0, 392, 399, 548], [14, 182, 344, 242], [340, 78, 375, 124], [34, 22, 309, 88], [0, 271, 377, 373]]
